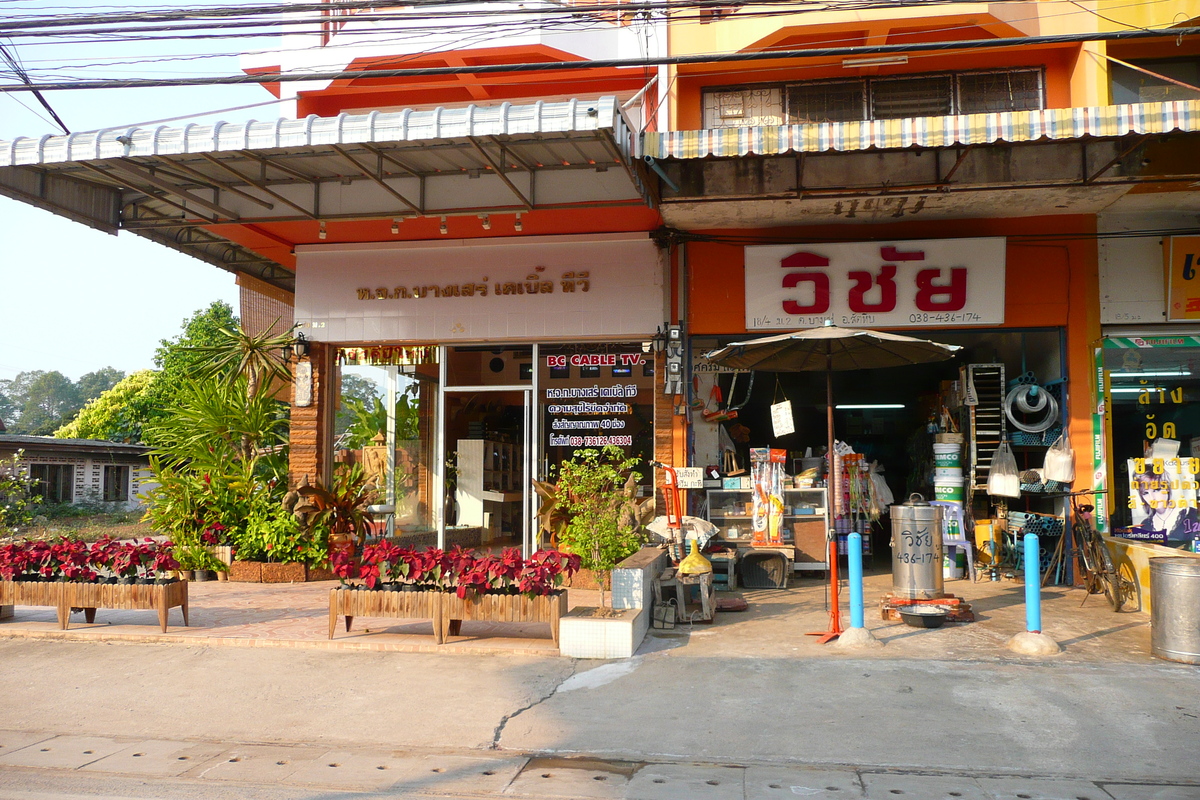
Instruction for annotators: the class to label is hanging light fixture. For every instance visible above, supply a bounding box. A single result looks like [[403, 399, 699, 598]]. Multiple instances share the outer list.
[[391, 218, 400, 235], [293, 332, 310, 359], [318, 222, 327, 240], [479, 214, 491, 231], [439, 216, 448, 235], [514, 212, 523, 232]]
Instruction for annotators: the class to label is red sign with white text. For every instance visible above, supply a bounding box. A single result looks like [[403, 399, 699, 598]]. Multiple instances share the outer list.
[[744, 238, 1005, 329]]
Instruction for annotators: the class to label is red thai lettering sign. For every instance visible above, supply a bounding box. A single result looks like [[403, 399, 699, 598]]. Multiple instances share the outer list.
[[744, 238, 1005, 330]]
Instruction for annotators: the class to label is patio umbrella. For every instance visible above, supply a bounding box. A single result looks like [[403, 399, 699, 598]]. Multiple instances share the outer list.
[[703, 323, 961, 642]]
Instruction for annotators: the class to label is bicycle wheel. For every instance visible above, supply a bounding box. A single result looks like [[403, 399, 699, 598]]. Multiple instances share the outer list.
[[1092, 538, 1123, 611]]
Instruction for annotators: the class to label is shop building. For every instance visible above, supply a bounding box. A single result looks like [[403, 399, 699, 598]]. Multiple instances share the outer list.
[[1, 1, 1199, 588]]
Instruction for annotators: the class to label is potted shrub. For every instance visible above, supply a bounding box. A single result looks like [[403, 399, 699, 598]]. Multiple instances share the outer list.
[[553, 446, 647, 608]]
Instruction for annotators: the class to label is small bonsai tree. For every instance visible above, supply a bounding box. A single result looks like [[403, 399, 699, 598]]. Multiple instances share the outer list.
[[553, 446, 645, 607]]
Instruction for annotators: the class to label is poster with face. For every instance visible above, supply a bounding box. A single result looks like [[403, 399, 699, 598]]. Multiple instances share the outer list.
[[1126, 458, 1200, 545]]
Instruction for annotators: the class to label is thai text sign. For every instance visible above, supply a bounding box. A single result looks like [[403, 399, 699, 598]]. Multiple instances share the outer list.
[[1166, 236, 1200, 321], [744, 238, 1006, 330]]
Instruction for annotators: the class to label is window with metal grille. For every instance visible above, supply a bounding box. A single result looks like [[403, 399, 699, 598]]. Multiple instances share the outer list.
[[958, 70, 1043, 113], [29, 463, 73, 504], [702, 68, 1044, 128], [871, 75, 954, 119], [702, 86, 784, 128], [103, 465, 130, 502], [786, 80, 866, 123]]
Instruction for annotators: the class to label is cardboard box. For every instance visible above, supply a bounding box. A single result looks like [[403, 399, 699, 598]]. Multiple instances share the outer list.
[[935, 433, 965, 444]]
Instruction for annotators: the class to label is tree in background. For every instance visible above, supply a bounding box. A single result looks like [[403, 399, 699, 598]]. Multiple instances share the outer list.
[[0, 368, 123, 435], [54, 371, 156, 443], [47, 301, 238, 443]]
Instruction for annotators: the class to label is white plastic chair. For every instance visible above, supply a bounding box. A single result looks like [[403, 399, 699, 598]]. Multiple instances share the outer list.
[[930, 500, 976, 582]]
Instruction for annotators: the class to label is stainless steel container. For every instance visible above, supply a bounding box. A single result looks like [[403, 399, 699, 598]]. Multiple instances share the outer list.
[[1150, 556, 1200, 665], [890, 493, 945, 600]]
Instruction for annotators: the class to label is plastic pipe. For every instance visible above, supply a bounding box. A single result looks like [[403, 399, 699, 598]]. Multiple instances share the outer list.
[[1024, 533, 1041, 633], [849, 532, 864, 629]]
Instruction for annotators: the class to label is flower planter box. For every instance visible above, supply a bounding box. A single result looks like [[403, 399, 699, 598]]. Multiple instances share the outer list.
[[0, 580, 188, 632], [328, 588, 444, 643], [441, 590, 567, 646], [230, 562, 335, 583]]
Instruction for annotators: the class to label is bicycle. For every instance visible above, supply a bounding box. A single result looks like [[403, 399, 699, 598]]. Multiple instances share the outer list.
[[1059, 491, 1128, 611]]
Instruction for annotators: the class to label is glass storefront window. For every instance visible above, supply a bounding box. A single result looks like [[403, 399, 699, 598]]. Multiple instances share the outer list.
[[447, 346, 533, 388], [336, 349, 440, 538], [1103, 337, 1200, 548], [539, 343, 655, 493]]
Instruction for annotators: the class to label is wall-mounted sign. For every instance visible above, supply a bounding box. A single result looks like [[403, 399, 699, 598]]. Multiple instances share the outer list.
[[294, 234, 664, 342], [1166, 236, 1200, 321], [744, 238, 1006, 330]]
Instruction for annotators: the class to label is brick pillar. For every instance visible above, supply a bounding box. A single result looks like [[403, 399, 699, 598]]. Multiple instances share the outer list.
[[289, 342, 336, 489]]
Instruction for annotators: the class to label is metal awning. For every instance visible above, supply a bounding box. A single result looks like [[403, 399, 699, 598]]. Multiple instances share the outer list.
[[0, 96, 649, 293], [644, 100, 1200, 159]]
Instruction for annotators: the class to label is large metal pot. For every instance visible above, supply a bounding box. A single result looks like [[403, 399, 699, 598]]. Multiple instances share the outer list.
[[890, 493, 945, 600], [1150, 556, 1200, 665]]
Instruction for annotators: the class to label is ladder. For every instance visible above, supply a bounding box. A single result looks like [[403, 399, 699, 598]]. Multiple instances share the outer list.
[[963, 363, 1006, 494]]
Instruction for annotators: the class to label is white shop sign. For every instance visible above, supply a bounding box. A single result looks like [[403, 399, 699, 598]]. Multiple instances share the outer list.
[[744, 238, 1006, 330], [294, 233, 664, 342]]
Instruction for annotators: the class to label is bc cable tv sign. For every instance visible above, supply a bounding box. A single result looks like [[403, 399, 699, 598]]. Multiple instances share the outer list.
[[744, 237, 1006, 330]]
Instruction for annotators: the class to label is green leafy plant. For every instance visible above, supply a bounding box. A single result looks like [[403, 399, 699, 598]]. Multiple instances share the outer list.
[[553, 446, 645, 607], [0, 450, 41, 533], [284, 463, 377, 548], [234, 501, 327, 566], [173, 543, 228, 574]]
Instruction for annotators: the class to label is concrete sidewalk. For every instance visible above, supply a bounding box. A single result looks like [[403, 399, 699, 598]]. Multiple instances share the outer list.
[[0, 569, 1157, 665]]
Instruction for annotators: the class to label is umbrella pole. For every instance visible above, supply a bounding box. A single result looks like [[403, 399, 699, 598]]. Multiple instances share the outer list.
[[810, 359, 843, 644]]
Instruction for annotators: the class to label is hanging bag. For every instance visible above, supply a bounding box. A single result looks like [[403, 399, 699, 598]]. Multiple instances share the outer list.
[[987, 441, 1021, 498], [1043, 432, 1076, 483]]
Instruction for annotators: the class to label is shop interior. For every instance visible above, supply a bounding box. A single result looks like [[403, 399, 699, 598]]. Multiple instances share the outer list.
[[694, 328, 1068, 585], [336, 342, 655, 554]]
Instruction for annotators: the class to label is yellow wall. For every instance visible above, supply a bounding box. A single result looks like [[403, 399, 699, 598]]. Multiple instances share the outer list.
[[666, 0, 1200, 127]]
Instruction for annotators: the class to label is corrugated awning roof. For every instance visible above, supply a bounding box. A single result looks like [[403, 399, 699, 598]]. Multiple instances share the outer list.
[[0, 97, 647, 294], [644, 100, 1200, 159]]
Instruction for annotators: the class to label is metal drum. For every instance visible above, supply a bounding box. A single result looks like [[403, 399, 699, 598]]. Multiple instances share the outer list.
[[1150, 557, 1200, 665], [890, 493, 945, 600]]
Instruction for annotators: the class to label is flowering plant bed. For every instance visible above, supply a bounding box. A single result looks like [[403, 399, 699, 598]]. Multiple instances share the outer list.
[[328, 587, 444, 642], [327, 545, 579, 645], [0, 579, 188, 632]]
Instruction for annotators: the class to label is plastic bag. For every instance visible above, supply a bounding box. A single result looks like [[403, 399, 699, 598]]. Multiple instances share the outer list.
[[987, 441, 1021, 498], [1043, 432, 1076, 483]]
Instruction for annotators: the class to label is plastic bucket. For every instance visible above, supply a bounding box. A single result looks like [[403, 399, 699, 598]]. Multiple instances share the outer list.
[[934, 467, 963, 481], [933, 481, 964, 502], [933, 443, 961, 468]]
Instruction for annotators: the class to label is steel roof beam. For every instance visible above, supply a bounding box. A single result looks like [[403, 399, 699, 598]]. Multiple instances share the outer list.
[[199, 152, 318, 220], [156, 158, 275, 211], [468, 136, 532, 210], [101, 159, 241, 220], [329, 144, 423, 217]]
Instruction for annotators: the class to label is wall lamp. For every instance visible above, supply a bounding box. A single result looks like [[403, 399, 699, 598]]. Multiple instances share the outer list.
[[291, 332, 310, 359]]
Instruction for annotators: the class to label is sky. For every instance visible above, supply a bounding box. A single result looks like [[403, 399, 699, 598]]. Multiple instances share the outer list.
[[0, 4, 285, 383]]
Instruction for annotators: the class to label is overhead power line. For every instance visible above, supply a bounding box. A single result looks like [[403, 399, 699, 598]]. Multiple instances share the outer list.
[[1, 24, 1197, 93]]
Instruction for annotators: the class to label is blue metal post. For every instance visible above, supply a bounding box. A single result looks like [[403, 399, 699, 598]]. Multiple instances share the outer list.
[[1024, 533, 1041, 633], [849, 532, 864, 629]]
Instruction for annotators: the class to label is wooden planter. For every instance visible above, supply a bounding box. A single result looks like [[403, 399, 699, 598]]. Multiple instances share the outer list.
[[328, 588, 444, 643], [0, 580, 188, 632], [441, 590, 567, 646], [230, 562, 336, 583]]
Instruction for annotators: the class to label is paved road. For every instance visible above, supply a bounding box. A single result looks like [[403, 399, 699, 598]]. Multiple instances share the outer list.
[[0, 638, 1196, 798]]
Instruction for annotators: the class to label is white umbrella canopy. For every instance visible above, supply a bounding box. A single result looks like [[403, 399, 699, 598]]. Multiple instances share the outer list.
[[703, 325, 961, 373], [702, 323, 961, 642]]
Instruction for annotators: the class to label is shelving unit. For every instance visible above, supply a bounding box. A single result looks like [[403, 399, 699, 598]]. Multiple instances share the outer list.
[[706, 487, 829, 571], [455, 439, 522, 542]]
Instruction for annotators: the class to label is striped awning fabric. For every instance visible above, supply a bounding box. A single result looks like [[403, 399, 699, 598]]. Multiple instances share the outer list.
[[644, 100, 1200, 159]]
